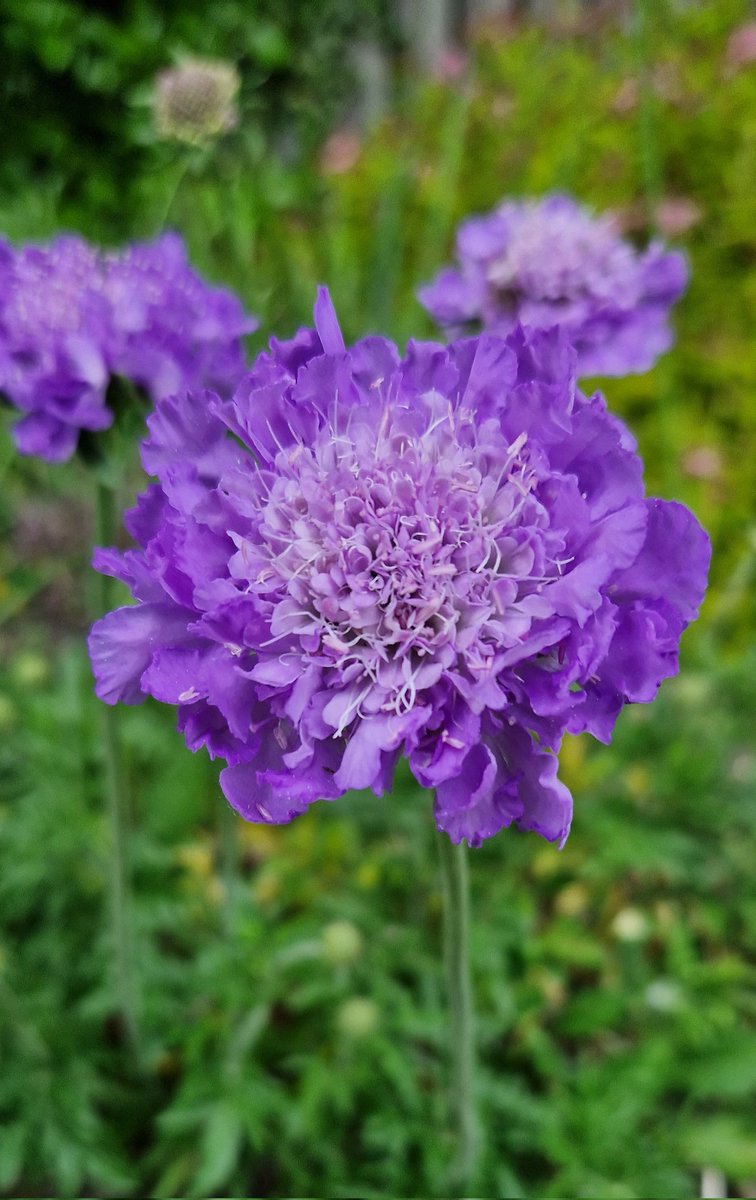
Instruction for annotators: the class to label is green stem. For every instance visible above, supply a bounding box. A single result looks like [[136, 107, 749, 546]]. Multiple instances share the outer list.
[[437, 830, 479, 1193], [633, 0, 684, 495], [217, 792, 239, 934], [633, 0, 663, 221], [155, 151, 196, 234], [94, 480, 142, 1060]]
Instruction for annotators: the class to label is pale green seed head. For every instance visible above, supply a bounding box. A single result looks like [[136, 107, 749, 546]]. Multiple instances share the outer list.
[[336, 997, 379, 1040], [321, 920, 363, 966], [154, 59, 240, 146]]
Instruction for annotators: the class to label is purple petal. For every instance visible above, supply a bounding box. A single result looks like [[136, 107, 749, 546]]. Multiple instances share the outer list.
[[88, 603, 195, 705], [434, 742, 522, 846], [313, 286, 345, 354], [611, 499, 711, 623], [13, 412, 80, 463]]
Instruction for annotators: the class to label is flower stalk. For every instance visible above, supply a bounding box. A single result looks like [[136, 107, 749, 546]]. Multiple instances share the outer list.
[[437, 829, 479, 1194], [217, 791, 239, 935], [633, 0, 664, 221], [94, 479, 142, 1061]]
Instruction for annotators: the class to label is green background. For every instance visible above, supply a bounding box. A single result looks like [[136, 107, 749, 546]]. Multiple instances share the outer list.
[[0, 1, 754, 1196]]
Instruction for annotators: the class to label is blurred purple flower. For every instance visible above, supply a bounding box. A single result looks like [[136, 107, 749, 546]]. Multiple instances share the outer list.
[[419, 194, 687, 377], [0, 232, 256, 462], [89, 288, 709, 846]]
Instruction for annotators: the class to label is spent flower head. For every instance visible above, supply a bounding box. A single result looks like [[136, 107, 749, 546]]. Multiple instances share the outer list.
[[154, 58, 240, 146], [419, 194, 687, 377], [89, 289, 709, 847], [0, 232, 256, 462]]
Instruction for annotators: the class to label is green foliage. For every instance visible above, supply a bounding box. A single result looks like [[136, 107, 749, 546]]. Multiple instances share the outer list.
[[1, 628, 754, 1196], [1, 1, 756, 1196], [0, 0, 394, 239], [123, 0, 756, 602]]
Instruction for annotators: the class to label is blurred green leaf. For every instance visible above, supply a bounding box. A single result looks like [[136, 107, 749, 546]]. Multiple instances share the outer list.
[[681, 1116, 756, 1177], [192, 1103, 244, 1196]]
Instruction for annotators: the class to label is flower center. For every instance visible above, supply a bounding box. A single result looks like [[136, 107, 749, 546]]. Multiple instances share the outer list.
[[487, 206, 638, 308], [231, 397, 566, 719]]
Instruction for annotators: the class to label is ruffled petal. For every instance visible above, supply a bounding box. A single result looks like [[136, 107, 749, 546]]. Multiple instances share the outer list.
[[611, 498, 711, 624], [434, 742, 522, 846], [13, 412, 80, 463], [88, 603, 195, 705]]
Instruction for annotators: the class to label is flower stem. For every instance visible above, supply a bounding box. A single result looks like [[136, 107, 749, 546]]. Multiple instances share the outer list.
[[155, 152, 195, 233], [217, 792, 239, 935], [94, 480, 142, 1061], [437, 829, 479, 1194], [633, 0, 663, 222]]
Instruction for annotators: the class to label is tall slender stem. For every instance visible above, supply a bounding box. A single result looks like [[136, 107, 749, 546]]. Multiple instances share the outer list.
[[437, 830, 479, 1193], [217, 791, 239, 936], [155, 153, 194, 234], [633, 0, 684, 495], [94, 480, 142, 1060], [633, 0, 663, 222]]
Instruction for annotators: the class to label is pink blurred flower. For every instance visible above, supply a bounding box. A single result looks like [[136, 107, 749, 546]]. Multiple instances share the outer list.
[[612, 65, 684, 115], [612, 198, 703, 240], [435, 46, 469, 82], [613, 78, 639, 114], [655, 197, 703, 238], [320, 129, 361, 176], [726, 23, 756, 72], [682, 446, 723, 481]]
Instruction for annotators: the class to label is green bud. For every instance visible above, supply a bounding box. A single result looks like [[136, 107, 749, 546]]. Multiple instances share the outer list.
[[321, 920, 362, 966], [12, 652, 48, 689], [336, 997, 379, 1040]]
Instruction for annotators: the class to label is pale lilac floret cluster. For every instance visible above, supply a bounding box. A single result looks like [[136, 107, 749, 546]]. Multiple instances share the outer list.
[[89, 289, 709, 846], [419, 194, 688, 377], [0, 232, 256, 462]]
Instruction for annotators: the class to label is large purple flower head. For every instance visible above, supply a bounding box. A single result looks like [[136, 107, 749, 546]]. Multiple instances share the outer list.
[[89, 289, 709, 846], [0, 232, 256, 462], [419, 194, 688, 377]]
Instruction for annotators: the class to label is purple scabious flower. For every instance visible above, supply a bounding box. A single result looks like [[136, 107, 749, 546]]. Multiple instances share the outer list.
[[89, 288, 709, 847], [419, 194, 688, 377], [0, 232, 256, 463]]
